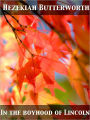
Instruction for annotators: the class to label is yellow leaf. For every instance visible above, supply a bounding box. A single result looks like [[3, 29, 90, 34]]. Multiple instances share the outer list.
[[68, 55, 89, 104], [13, 83, 63, 105]]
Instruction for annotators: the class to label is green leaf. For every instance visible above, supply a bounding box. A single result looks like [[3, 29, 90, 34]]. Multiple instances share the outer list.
[[55, 75, 83, 105], [22, 96, 26, 103]]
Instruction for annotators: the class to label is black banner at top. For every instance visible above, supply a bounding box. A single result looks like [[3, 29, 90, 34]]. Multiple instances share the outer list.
[[0, 0, 89, 15]]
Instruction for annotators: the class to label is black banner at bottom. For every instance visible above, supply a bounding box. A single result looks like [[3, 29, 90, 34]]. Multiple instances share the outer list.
[[0, 105, 89, 119]]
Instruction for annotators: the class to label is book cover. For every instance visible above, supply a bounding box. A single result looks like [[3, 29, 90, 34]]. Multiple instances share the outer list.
[[0, 0, 89, 119]]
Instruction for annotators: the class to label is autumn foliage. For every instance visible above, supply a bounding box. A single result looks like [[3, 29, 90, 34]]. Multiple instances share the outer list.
[[0, 4, 89, 105]]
